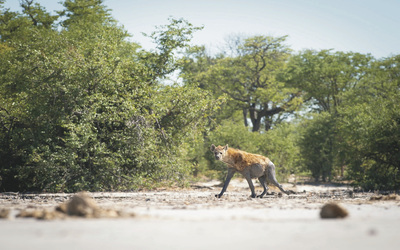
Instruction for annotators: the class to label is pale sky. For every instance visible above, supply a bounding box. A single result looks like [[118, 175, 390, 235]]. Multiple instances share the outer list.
[[4, 0, 400, 58]]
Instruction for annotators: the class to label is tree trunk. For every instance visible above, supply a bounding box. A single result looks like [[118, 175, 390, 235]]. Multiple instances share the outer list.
[[251, 119, 261, 132], [243, 109, 248, 127], [264, 118, 272, 131], [249, 105, 262, 132]]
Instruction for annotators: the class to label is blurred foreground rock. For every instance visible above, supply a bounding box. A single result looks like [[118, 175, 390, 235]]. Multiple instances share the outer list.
[[320, 203, 348, 219], [0, 209, 10, 219], [16, 192, 134, 220]]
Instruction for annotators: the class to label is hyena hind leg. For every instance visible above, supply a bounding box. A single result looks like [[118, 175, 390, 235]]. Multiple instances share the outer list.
[[257, 176, 269, 198], [267, 162, 296, 195]]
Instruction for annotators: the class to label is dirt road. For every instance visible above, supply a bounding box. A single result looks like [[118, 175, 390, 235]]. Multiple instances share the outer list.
[[1, 180, 399, 250]]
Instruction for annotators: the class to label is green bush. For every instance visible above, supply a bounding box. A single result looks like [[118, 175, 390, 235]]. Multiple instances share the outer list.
[[0, 1, 214, 192]]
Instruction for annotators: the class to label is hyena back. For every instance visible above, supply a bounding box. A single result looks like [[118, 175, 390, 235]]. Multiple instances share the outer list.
[[210, 144, 293, 198]]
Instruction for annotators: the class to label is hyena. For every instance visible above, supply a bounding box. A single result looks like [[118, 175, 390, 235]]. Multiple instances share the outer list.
[[211, 144, 293, 198]]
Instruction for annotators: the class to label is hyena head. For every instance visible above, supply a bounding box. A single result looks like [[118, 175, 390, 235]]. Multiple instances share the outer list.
[[210, 144, 228, 161]]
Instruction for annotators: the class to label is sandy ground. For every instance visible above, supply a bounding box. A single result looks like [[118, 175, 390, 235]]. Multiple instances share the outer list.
[[1, 179, 400, 250]]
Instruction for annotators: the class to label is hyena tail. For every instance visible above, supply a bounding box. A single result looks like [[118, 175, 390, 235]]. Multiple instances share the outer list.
[[267, 161, 295, 195]]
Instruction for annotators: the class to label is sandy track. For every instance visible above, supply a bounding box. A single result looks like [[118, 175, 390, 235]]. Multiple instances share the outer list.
[[1, 180, 400, 250]]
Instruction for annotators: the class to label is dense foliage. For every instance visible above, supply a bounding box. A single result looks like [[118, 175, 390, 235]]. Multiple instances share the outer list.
[[182, 40, 400, 190], [0, 0, 219, 192], [285, 51, 399, 189], [1, 0, 399, 192]]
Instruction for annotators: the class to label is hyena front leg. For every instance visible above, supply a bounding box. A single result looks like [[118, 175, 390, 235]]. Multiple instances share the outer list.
[[257, 175, 269, 198], [243, 173, 257, 198], [216, 168, 236, 198]]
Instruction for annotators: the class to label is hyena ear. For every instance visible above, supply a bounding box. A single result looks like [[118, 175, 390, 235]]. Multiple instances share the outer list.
[[224, 144, 228, 151], [210, 144, 216, 152]]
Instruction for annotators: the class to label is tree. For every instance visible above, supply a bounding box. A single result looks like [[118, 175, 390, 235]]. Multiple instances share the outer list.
[[0, 0, 63, 190], [142, 17, 203, 83], [299, 113, 335, 182], [182, 35, 302, 132], [285, 50, 373, 113], [285, 50, 374, 182], [0, 1, 215, 192], [339, 55, 400, 190], [58, 0, 113, 28], [20, 0, 58, 28]]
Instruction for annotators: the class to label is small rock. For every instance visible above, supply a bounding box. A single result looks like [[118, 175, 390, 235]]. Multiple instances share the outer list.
[[39, 210, 67, 220], [17, 209, 44, 218], [55, 192, 133, 219], [14, 192, 133, 220], [56, 192, 99, 217], [0, 209, 10, 219], [320, 203, 348, 219], [370, 194, 399, 201], [17, 209, 67, 220], [369, 195, 383, 201], [368, 228, 378, 236]]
